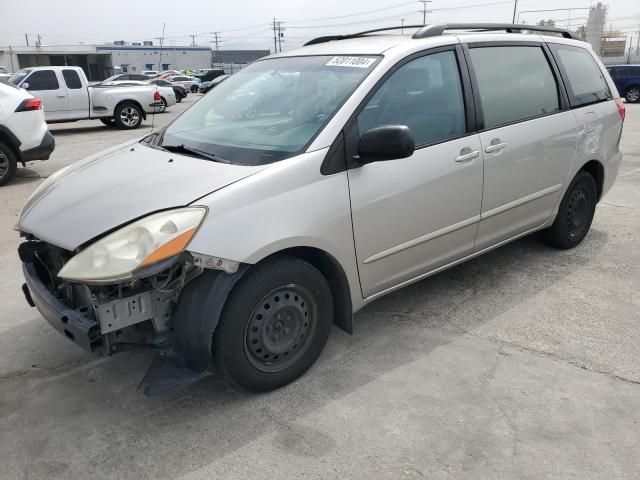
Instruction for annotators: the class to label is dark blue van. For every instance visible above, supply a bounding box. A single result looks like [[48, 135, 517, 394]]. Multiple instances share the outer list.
[[606, 65, 640, 103]]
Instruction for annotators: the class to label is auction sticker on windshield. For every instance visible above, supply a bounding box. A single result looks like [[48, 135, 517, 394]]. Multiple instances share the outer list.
[[325, 56, 377, 68]]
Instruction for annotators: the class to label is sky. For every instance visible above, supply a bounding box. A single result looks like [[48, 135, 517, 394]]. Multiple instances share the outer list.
[[1, 0, 639, 51]]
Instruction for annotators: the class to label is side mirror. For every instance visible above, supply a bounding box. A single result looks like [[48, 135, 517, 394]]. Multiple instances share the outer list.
[[21, 82, 30, 90], [357, 125, 415, 164]]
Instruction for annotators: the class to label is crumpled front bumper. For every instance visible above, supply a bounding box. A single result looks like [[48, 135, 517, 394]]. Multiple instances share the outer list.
[[22, 261, 103, 353]]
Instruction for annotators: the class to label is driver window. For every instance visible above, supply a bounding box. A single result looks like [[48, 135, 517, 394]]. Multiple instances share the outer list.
[[357, 50, 466, 147]]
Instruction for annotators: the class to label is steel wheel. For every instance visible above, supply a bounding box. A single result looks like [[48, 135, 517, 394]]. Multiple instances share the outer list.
[[565, 187, 589, 240], [244, 285, 317, 373], [626, 87, 640, 103], [119, 106, 140, 127]]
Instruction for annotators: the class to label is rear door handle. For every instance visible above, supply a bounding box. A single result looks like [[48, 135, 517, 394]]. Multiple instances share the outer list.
[[56, 94, 66, 98], [455, 150, 480, 162], [485, 142, 507, 153]]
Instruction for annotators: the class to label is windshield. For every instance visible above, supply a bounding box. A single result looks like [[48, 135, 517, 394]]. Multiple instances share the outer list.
[[162, 55, 379, 165], [8, 70, 29, 85]]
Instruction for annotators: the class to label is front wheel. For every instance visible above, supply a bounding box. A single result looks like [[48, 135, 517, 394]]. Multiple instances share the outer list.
[[544, 171, 597, 249], [625, 86, 640, 103], [190, 85, 199, 93], [0, 142, 17, 187], [213, 256, 333, 392], [114, 102, 143, 129]]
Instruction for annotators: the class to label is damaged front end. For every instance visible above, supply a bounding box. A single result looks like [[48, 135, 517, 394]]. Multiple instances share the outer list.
[[19, 240, 247, 395]]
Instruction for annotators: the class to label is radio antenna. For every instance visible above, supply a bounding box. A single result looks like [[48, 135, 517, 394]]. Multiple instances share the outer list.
[[151, 22, 166, 132]]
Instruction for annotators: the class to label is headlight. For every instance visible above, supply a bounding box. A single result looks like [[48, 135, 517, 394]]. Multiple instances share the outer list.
[[58, 207, 207, 283]]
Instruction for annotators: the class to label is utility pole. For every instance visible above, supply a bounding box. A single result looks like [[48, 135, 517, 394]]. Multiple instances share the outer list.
[[512, 0, 518, 23], [272, 18, 278, 53], [190, 33, 197, 46], [419, 0, 432, 25], [25, 33, 29, 46], [212, 32, 221, 68], [277, 21, 284, 53], [401, 18, 405, 34], [272, 19, 284, 53]]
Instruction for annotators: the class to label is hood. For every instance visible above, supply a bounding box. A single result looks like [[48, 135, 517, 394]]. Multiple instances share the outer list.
[[19, 142, 266, 250]]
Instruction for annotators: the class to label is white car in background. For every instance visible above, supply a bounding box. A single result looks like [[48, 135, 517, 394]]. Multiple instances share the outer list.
[[9, 67, 168, 129], [142, 70, 159, 77], [167, 75, 201, 93], [0, 82, 54, 185]]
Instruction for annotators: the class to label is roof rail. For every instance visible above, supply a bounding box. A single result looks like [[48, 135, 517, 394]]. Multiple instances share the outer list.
[[303, 22, 578, 46], [413, 23, 578, 40]]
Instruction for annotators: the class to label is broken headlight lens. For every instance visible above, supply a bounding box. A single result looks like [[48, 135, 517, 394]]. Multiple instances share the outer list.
[[58, 207, 207, 283]]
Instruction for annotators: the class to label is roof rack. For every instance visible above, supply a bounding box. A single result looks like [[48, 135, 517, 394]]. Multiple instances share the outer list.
[[304, 23, 578, 46]]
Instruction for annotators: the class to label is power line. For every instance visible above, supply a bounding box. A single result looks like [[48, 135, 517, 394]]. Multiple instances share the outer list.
[[283, 1, 416, 23]]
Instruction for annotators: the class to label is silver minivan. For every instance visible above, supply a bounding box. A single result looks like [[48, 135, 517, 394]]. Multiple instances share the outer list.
[[17, 24, 625, 394]]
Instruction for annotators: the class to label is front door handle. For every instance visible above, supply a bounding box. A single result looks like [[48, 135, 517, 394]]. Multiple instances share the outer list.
[[56, 94, 67, 98], [485, 142, 507, 153], [455, 149, 480, 162]]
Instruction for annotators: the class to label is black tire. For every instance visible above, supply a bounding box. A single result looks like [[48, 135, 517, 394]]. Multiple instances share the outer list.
[[176, 94, 182, 103], [213, 255, 333, 392], [190, 85, 199, 93], [100, 118, 116, 127], [114, 102, 143, 129], [625, 86, 640, 103], [0, 142, 17, 187], [544, 170, 597, 249]]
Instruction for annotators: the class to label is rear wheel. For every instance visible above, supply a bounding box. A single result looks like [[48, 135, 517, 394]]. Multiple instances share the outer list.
[[0, 142, 17, 187], [190, 85, 199, 93], [544, 171, 597, 249], [160, 97, 168, 112], [625, 86, 640, 103], [213, 256, 333, 391], [114, 102, 143, 129]]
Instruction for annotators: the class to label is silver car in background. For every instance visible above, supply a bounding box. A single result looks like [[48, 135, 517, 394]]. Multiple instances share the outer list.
[[17, 23, 625, 395]]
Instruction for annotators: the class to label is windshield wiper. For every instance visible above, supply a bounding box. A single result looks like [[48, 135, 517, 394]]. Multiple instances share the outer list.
[[161, 144, 226, 162]]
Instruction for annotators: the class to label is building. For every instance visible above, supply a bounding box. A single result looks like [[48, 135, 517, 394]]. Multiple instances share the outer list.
[[585, 2, 606, 55], [98, 44, 212, 75], [0, 43, 270, 80]]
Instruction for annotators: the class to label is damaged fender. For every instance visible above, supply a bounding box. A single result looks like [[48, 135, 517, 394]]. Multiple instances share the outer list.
[[138, 265, 250, 395]]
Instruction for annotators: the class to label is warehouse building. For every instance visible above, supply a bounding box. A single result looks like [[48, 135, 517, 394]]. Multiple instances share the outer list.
[[0, 43, 269, 80]]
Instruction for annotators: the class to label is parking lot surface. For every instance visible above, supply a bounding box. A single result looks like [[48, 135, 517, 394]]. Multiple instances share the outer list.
[[1, 98, 639, 479]]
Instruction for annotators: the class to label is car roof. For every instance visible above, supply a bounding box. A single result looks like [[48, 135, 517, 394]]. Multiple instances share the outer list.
[[607, 64, 640, 67]]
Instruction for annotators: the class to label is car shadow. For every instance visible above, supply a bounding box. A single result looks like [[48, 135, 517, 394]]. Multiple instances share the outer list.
[[0, 229, 608, 478]]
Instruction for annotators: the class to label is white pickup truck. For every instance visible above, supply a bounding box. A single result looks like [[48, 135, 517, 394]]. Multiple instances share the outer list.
[[8, 67, 166, 129]]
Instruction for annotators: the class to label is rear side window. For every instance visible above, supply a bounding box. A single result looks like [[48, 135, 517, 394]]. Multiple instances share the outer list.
[[25, 70, 59, 91], [549, 44, 610, 107], [357, 50, 466, 146], [62, 69, 82, 89], [469, 46, 560, 129]]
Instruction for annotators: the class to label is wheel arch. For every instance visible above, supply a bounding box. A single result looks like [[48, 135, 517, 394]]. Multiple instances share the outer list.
[[0, 126, 23, 164], [579, 159, 605, 201], [255, 246, 354, 334]]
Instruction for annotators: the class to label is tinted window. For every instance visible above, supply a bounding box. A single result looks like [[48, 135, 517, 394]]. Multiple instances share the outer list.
[[25, 70, 59, 91], [358, 51, 466, 146], [130, 74, 148, 80], [470, 46, 559, 129], [62, 69, 82, 89], [550, 44, 610, 107], [173, 76, 189, 81]]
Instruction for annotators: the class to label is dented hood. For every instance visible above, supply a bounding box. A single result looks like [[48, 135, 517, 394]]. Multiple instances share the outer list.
[[19, 141, 266, 250]]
